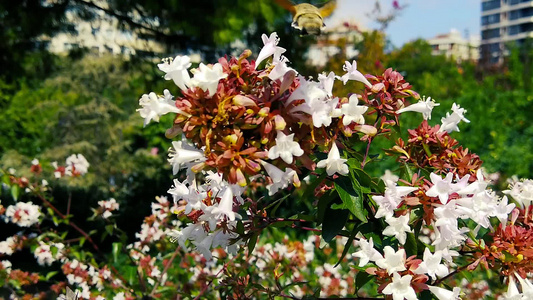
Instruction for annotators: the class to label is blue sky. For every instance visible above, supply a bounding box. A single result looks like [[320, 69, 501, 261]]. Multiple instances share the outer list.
[[328, 0, 481, 47]]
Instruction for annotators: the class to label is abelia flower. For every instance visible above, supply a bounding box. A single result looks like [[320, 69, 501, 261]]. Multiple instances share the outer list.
[[382, 272, 417, 300], [340, 60, 372, 87], [4, 201, 41, 227], [157, 55, 192, 91], [317, 143, 349, 176], [167, 140, 206, 175], [352, 237, 383, 267], [383, 214, 412, 245], [267, 131, 304, 164], [428, 286, 461, 300], [189, 63, 228, 97], [255, 32, 286, 69], [137, 90, 186, 126], [396, 96, 439, 120], [65, 153, 90, 176], [413, 248, 449, 280], [376, 246, 406, 275], [439, 103, 470, 133], [341, 94, 368, 126]]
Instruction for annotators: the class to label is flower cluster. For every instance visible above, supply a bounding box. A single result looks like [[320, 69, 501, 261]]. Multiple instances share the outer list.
[[52, 153, 90, 178], [96, 198, 120, 219]]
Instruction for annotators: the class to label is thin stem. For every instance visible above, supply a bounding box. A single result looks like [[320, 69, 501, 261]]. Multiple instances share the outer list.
[[150, 246, 181, 296], [66, 191, 72, 216], [193, 261, 228, 300], [36, 193, 100, 252], [433, 260, 477, 285]]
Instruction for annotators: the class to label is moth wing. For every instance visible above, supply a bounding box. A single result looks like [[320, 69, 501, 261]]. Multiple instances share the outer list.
[[274, 0, 297, 14], [318, 0, 337, 18]]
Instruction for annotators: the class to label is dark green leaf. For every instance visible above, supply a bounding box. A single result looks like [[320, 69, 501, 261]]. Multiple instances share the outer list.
[[355, 271, 372, 293], [334, 178, 367, 223], [322, 207, 349, 242], [317, 191, 336, 225], [335, 225, 358, 267], [248, 232, 259, 254], [112, 242, 122, 263], [11, 185, 19, 201], [404, 232, 418, 257]]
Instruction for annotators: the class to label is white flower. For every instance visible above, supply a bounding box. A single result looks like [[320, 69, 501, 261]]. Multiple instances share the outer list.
[[426, 172, 457, 204], [493, 196, 515, 228], [340, 60, 372, 87], [5, 202, 41, 227], [439, 103, 470, 133], [382, 272, 417, 300], [341, 94, 368, 126], [65, 153, 90, 176], [137, 90, 184, 127], [318, 71, 336, 96], [500, 276, 523, 300], [260, 161, 299, 196], [267, 131, 304, 164], [157, 55, 192, 90], [514, 272, 533, 298], [113, 292, 126, 300], [428, 286, 461, 300], [167, 140, 206, 175], [414, 248, 449, 280], [383, 214, 412, 245], [190, 63, 228, 97], [352, 237, 383, 267], [0, 237, 16, 255], [316, 143, 349, 176], [268, 56, 294, 81], [396, 96, 440, 120], [376, 246, 406, 275], [255, 32, 286, 69], [504, 178, 533, 209], [31, 158, 39, 165]]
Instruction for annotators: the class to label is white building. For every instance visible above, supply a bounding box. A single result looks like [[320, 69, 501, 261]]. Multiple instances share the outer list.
[[427, 29, 480, 63], [481, 0, 533, 64], [42, 1, 164, 57]]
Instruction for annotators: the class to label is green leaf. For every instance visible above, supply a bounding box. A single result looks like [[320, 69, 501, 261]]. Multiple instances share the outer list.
[[317, 191, 335, 225], [248, 232, 259, 254], [355, 271, 373, 293], [404, 232, 418, 257], [322, 207, 349, 242], [334, 177, 367, 223], [79, 237, 86, 247], [112, 242, 122, 263], [334, 225, 358, 267], [11, 185, 19, 201], [105, 224, 114, 236], [45, 271, 58, 281], [235, 220, 244, 235]]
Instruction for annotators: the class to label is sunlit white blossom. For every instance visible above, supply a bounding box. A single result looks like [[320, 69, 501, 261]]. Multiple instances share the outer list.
[[268, 131, 304, 164], [396, 96, 440, 120], [382, 272, 417, 300], [157, 55, 192, 90], [376, 246, 406, 275], [5, 202, 41, 227], [383, 214, 412, 245], [428, 286, 461, 300], [341, 94, 368, 126], [189, 63, 228, 97], [316, 143, 349, 176], [167, 140, 206, 175], [137, 90, 184, 127], [255, 32, 286, 69], [414, 248, 449, 280], [438, 103, 470, 133], [340, 60, 372, 87]]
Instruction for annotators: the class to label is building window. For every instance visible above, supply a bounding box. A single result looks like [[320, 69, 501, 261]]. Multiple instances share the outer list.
[[482, 0, 501, 11], [482, 28, 501, 39], [482, 13, 501, 25], [509, 0, 532, 5], [509, 7, 533, 20]]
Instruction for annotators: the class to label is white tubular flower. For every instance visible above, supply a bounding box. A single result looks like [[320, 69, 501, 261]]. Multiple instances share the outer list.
[[255, 32, 286, 69], [382, 272, 417, 300], [168, 141, 206, 175], [268, 56, 294, 81], [376, 246, 407, 275], [157, 55, 192, 91], [318, 71, 336, 97], [341, 94, 368, 126], [260, 160, 299, 196], [340, 60, 372, 87], [414, 248, 449, 280], [383, 214, 412, 245], [268, 131, 304, 164], [426, 172, 457, 204], [5, 202, 41, 227], [428, 286, 461, 300], [65, 153, 90, 176], [514, 272, 533, 298], [137, 90, 184, 127], [352, 237, 383, 267], [504, 178, 533, 209], [501, 275, 522, 300], [396, 96, 440, 120], [189, 63, 228, 97], [317, 142, 349, 176], [438, 103, 470, 133]]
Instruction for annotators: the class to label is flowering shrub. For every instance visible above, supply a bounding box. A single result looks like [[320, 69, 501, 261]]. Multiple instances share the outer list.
[[1, 32, 532, 299]]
